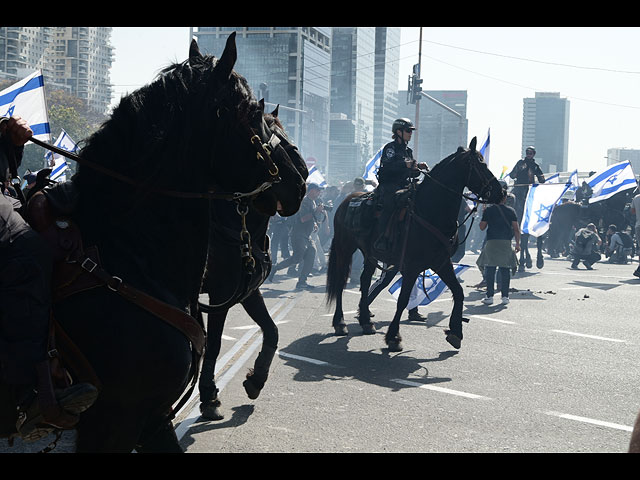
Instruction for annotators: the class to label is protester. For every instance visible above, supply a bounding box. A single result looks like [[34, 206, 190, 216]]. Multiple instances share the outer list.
[[269, 183, 324, 289], [605, 224, 629, 264], [477, 188, 520, 305], [0, 116, 97, 441], [571, 223, 602, 270]]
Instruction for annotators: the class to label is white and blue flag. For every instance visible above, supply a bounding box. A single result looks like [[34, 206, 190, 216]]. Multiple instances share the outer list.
[[587, 161, 637, 204], [545, 172, 560, 183], [479, 128, 490, 167], [388, 264, 471, 311], [0, 70, 51, 141], [45, 130, 78, 182], [363, 146, 383, 184], [307, 165, 327, 188], [520, 182, 571, 237]]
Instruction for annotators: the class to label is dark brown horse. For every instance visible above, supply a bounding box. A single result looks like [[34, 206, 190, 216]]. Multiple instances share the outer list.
[[0, 34, 306, 452], [326, 138, 505, 352], [197, 110, 308, 420]]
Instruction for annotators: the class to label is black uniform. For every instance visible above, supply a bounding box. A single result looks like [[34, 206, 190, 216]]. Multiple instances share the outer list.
[[509, 158, 545, 221], [0, 134, 53, 388]]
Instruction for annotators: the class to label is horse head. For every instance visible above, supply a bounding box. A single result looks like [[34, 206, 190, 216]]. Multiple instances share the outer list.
[[460, 136, 505, 205], [188, 34, 307, 217]]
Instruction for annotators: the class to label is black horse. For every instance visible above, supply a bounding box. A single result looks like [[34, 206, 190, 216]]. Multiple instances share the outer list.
[[326, 138, 505, 352], [0, 34, 306, 452], [546, 190, 634, 258], [197, 110, 307, 420]]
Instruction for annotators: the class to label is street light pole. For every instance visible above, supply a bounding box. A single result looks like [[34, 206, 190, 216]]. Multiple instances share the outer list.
[[414, 27, 423, 159]]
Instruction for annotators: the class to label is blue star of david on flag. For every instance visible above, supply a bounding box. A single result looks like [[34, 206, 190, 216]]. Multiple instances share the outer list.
[[521, 183, 572, 237], [587, 161, 637, 203], [534, 202, 554, 222]]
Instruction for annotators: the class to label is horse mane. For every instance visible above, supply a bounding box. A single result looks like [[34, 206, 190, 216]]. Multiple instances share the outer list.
[[76, 53, 258, 195], [427, 147, 465, 178]]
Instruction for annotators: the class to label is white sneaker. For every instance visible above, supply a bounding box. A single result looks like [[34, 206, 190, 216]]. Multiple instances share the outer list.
[[482, 297, 494, 305], [501, 296, 510, 305]]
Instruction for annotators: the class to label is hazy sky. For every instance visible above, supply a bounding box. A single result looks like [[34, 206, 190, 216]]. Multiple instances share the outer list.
[[109, 27, 640, 176]]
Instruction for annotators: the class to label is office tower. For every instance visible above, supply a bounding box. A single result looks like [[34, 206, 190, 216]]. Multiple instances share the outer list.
[[522, 92, 570, 173], [329, 27, 376, 184], [397, 90, 468, 168], [192, 27, 332, 175], [0, 27, 114, 114], [373, 27, 400, 153]]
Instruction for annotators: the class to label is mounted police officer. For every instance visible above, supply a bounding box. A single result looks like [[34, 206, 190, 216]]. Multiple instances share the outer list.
[[374, 118, 428, 254], [508, 146, 546, 221], [0, 116, 97, 442]]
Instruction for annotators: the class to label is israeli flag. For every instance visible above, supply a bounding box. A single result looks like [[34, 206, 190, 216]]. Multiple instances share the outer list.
[[520, 182, 571, 237], [587, 161, 637, 204], [0, 70, 51, 141], [479, 128, 490, 166], [363, 146, 383, 183], [388, 264, 471, 311], [307, 165, 327, 188], [546, 172, 560, 183], [45, 130, 78, 182]]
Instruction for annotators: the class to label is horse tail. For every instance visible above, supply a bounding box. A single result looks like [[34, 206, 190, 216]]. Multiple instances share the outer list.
[[326, 201, 356, 306]]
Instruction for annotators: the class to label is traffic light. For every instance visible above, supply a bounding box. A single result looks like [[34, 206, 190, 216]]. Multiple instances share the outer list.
[[413, 76, 423, 100]]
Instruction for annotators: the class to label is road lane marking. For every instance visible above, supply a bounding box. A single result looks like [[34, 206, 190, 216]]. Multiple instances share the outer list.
[[277, 350, 343, 368], [469, 315, 516, 325], [551, 330, 626, 343], [392, 379, 490, 400], [544, 411, 633, 432]]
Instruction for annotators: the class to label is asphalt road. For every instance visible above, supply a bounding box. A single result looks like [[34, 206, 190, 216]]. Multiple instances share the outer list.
[[4, 251, 639, 453]]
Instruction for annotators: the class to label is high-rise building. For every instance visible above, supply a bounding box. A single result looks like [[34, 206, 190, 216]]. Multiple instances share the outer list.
[[0, 27, 114, 114], [373, 27, 400, 154], [397, 90, 468, 168], [522, 92, 570, 173], [328, 27, 376, 184], [607, 147, 640, 178], [192, 27, 332, 175]]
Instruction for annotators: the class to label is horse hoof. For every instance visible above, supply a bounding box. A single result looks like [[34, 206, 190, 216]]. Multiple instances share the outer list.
[[526, 259, 532, 268], [334, 325, 348, 336], [386, 337, 403, 352], [243, 378, 262, 400], [445, 332, 462, 349], [200, 399, 224, 421], [361, 323, 376, 335], [537, 258, 544, 269]]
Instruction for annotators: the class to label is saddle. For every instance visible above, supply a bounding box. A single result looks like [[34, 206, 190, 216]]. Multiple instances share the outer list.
[[344, 191, 377, 234], [24, 189, 206, 394]]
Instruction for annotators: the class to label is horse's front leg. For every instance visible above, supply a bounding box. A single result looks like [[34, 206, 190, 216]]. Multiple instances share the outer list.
[[385, 268, 419, 352], [356, 259, 377, 335], [198, 308, 228, 420], [240, 289, 278, 400], [436, 262, 466, 349]]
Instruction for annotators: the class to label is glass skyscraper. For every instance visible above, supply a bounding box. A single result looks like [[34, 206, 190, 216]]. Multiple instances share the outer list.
[[192, 27, 331, 172]]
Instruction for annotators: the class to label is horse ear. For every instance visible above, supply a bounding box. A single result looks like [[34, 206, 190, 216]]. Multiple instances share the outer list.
[[469, 137, 477, 151], [258, 98, 265, 111], [271, 104, 280, 118], [189, 39, 202, 62], [217, 32, 237, 79]]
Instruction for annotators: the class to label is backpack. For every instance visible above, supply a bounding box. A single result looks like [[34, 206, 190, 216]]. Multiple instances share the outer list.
[[575, 230, 591, 249], [620, 232, 633, 249]]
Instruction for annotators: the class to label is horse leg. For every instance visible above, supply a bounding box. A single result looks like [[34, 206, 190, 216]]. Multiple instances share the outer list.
[[436, 262, 466, 349], [536, 235, 544, 268], [385, 268, 419, 352], [198, 309, 228, 420], [356, 259, 377, 335], [135, 415, 183, 453], [333, 292, 349, 336], [240, 290, 278, 400]]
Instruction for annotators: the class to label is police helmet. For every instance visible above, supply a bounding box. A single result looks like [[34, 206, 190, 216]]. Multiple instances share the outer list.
[[525, 146, 536, 154], [392, 118, 415, 135]]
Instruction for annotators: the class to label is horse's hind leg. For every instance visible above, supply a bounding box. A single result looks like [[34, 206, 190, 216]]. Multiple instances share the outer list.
[[135, 415, 183, 453], [356, 259, 377, 334], [198, 309, 228, 420], [385, 268, 419, 352], [240, 290, 278, 400]]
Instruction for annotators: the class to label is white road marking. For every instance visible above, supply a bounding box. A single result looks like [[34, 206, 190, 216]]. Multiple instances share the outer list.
[[392, 378, 490, 400], [551, 329, 626, 343], [469, 315, 516, 325], [544, 411, 633, 432], [277, 350, 342, 368]]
